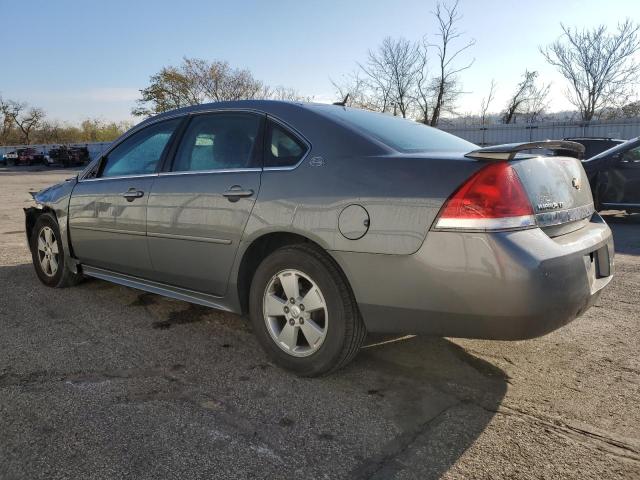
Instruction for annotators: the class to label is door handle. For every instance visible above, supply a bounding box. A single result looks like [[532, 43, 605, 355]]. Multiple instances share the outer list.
[[122, 190, 144, 202], [223, 186, 254, 202]]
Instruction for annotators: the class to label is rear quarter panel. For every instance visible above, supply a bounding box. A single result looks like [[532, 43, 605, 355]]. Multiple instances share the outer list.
[[248, 152, 481, 255]]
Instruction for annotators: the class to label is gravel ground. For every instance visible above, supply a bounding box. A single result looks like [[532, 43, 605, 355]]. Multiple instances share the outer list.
[[0, 167, 638, 480]]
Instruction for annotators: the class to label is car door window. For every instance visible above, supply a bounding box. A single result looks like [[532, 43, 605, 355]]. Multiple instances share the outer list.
[[621, 146, 640, 164], [101, 119, 181, 178], [172, 113, 262, 172], [264, 121, 307, 168]]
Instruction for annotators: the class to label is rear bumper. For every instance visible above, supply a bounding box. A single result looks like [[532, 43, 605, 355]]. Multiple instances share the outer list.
[[330, 214, 614, 340]]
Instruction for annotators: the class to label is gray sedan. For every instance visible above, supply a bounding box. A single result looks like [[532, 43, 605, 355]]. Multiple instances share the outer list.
[[25, 100, 614, 376]]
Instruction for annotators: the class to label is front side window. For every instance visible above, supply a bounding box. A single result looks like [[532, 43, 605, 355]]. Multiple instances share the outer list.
[[101, 119, 181, 177], [172, 113, 262, 172], [264, 121, 307, 168]]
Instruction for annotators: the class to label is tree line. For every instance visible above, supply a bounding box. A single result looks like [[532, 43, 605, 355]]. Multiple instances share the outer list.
[[0, 97, 131, 146], [132, 2, 639, 126], [3, 1, 639, 147]]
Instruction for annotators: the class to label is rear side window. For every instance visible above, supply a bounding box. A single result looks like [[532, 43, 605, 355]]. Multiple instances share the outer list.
[[101, 119, 180, 177], [172, 113, 262, 172], [264, 120, 307, 168], [312, 105, 476, 153]]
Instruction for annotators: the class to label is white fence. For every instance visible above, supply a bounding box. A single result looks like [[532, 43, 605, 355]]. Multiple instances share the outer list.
[[441, 118, 640, 146], [0, 142, 112, 161]]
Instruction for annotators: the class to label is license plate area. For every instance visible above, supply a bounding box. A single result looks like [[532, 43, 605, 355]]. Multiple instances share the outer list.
[[584, 245, 612, 292]]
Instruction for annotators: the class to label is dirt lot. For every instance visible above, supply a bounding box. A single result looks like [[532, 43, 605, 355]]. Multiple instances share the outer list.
[[0, 167, 638, 480]]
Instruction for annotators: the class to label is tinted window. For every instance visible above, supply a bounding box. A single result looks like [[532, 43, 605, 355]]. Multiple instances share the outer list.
[[101, 119, 180, 177], [622, 145, 640, 163], [313, 105, 476, 153], [264, 121, 307, 167], [172, 113, 261, 172]]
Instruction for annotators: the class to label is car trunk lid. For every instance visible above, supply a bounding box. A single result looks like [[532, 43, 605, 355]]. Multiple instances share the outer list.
[[466, 141, 595, 236]]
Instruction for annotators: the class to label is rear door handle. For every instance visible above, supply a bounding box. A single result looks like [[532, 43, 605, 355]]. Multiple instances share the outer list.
[[223, 186, 254, 202], [122, 190, 144, 202]]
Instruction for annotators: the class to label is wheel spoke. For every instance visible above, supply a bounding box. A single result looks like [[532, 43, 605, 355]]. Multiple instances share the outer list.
[[279, 272, 300, 300], [43, 257, 51, 274], [44, 228, 53, 246], [277, 323, 298, 351], [50, 240, 59, 254], [49, 255, 58, 274], [37, 237, 46, 252], [264, 293, 287, 317], [301, 287, 325, 312], [300, 319, 324, 348]]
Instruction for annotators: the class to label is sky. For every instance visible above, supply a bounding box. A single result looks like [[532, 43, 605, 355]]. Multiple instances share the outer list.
[[1, 0, 638, 123]]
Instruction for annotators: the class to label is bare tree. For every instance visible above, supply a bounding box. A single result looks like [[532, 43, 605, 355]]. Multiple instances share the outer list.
[[524, 80, 550, 123], [429, 0, 475, 126], [262, 85, 312, 102], [479, 79, 496, 125], [359, 37, 421, 117], [2, 100, 45, 144], [502, 70, 537, 124], [331, 72, 378, 110], [541, 20, 640, 121], [0, 96, 13, 143], [413, 41, 431, 123]]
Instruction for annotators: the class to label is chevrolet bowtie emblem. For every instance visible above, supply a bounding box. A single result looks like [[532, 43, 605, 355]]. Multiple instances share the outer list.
[[572, 177, 581, 190]]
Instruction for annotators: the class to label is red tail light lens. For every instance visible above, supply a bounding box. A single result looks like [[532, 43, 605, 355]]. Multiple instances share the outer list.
[[434, 162, 536, 230]]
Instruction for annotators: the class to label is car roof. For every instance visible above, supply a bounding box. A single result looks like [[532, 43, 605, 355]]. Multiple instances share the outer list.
[[144, 100, 321, 123]]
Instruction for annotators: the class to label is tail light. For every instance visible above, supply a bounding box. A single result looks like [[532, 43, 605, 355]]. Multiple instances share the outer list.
[[434, 162, 536, 231]]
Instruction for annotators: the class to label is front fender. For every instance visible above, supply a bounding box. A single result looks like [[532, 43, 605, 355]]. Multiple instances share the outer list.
[[24, 176, 79, 274]]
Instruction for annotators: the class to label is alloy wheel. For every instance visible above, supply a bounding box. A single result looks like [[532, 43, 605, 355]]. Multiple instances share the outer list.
[[37, 226, 59, 277], [263, 269, 328, 357]]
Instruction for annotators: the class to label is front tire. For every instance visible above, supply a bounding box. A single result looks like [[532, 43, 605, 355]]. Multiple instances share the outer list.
[[30, 213, 82, 288], [249, 244, 366, 376]]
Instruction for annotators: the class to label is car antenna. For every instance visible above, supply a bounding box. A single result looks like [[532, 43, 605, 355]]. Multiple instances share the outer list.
[[333, 94, 349, 106]]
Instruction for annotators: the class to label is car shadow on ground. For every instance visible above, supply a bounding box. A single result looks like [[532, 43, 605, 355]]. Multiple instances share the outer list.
[[0, 262, 508, 479], [601, 211, 640, 256]]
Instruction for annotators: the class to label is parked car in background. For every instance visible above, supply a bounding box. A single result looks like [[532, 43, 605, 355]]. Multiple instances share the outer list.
[[24, 101, 614, 376], [5, 150, 19, 165], [15, 148, 44, 166], [556, 137, 626, 159], [42, 153, 54, 166], [48, 145, 90, 167], [583, 136, 640, 213]]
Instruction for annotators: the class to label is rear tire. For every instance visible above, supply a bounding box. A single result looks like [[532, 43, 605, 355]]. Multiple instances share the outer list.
[[30, 213, 82, 288], [249, 244, 366, 377]]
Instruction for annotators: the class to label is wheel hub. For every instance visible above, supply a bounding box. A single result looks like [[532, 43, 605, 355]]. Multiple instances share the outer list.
[[263, 269, 328, 357]]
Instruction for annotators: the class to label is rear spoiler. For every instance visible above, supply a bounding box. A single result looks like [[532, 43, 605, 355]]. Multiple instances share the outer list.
[[465, 141, 585, 161]]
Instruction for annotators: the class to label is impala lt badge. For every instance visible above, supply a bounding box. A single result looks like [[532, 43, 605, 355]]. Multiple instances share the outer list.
[[537, 201, 564, 211]]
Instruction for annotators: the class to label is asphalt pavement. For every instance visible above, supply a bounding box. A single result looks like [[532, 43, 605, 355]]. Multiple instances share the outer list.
[[0, 167, 638, 479]]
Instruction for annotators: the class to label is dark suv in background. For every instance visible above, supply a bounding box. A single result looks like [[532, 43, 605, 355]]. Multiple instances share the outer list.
[[582, 136, 640, 213], [561, 137, 626, 159]]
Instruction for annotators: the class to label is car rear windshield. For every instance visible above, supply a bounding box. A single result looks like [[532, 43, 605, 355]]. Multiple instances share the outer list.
[[313, 105, 476, 153]]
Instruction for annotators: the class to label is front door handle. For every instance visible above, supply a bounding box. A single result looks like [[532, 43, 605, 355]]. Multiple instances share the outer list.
[[122, 189, 144, 202], [223, 186, 254, 202]]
